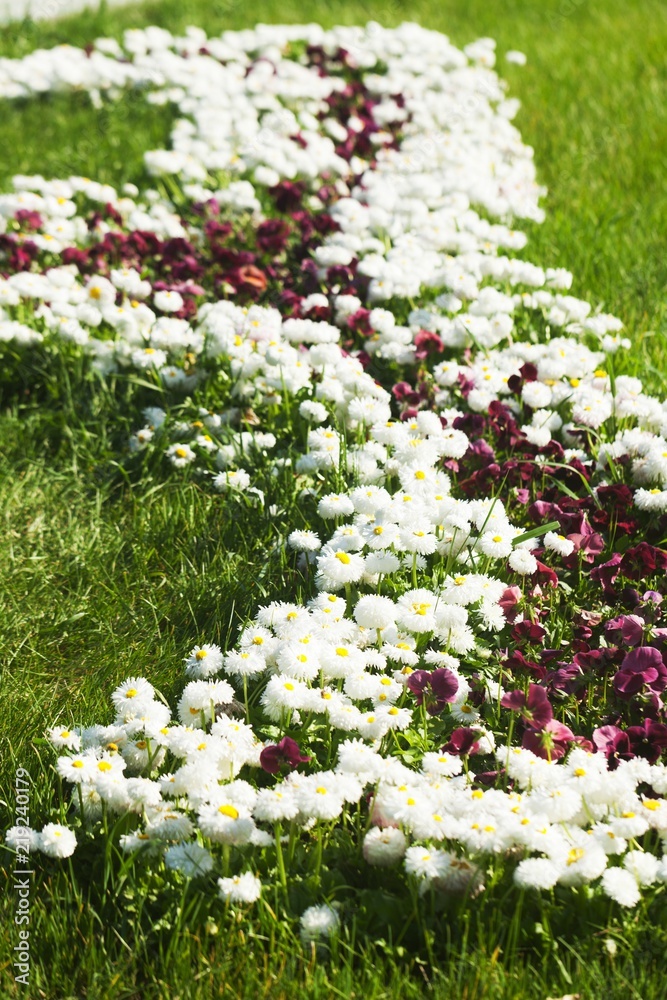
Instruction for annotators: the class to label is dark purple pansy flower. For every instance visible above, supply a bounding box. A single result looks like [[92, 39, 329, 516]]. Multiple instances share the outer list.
[[260, 737, 311, 775], [522, 720, 575, 760], [590, 552, 622, 596], [511, 620, 546, 644], [620, 543, 667, 582], [498, 586, 522, 623], [592, 724, 634, 769], [501, 684, 553, 730], [613, 646, 667, 700], [605, 614, 644, 646], [407, 668, 459, 715], [441, 727, 481, 756], [625, 719, 667, 764]]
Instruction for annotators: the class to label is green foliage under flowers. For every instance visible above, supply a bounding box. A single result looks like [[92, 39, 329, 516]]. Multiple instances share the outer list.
[[1, 1, 667, 998]]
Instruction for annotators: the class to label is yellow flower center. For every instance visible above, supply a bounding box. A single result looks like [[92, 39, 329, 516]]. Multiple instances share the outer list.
[[218, 805, 239, 819]]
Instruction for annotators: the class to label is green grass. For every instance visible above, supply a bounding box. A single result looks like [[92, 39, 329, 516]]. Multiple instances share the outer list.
[[1, 1, 667, 997]]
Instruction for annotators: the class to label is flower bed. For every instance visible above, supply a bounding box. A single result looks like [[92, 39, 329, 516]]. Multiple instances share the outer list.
[[3, 21, 667, 942]]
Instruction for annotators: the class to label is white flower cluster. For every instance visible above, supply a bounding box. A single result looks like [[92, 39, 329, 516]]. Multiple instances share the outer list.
[[6, 822, 76, 859], [33, 658, 667, 910], [26, 457, 667, 905]]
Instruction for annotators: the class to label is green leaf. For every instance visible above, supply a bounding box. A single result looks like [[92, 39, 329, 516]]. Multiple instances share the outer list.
[[511, 520, 561, 546]]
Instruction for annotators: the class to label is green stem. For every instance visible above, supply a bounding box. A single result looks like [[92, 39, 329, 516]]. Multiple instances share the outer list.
[[243, 676, 250, 724], [275, 821, 287, 890], [313, 825, 324, 882]]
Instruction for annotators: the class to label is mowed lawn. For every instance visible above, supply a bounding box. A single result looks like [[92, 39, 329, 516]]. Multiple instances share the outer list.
[[1, 2, 666, 998]]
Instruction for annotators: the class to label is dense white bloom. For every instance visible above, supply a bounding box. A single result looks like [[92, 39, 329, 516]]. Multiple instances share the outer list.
[[353, 595, 396, 630], [166, 443, 196, 467], [218, 872, 262, 903], [288, 530, 322, 552], [111, 677, 155, 714], [39, 823, 77, 858], [318, 493, 355, 519], [316, 546, 365, 589], [164, 842, 213, 877], [300, 904, 340, 942], [634, 488, 667, 512], [514, 858, 561, 890], [404, 846, 451, 881], [299, 400, 329, 424], [543, 531, 575, 556], [363, 826, 407, 866], [154, 290, 184, 313], [6, 825, 41, 852], [185, 644, 224, 679], [601, 867, 640, 907], [47, 726, 81, 750], [508, 549, 538, 575], [198, 801, 255, 845], [213, 469, 251, 492]]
